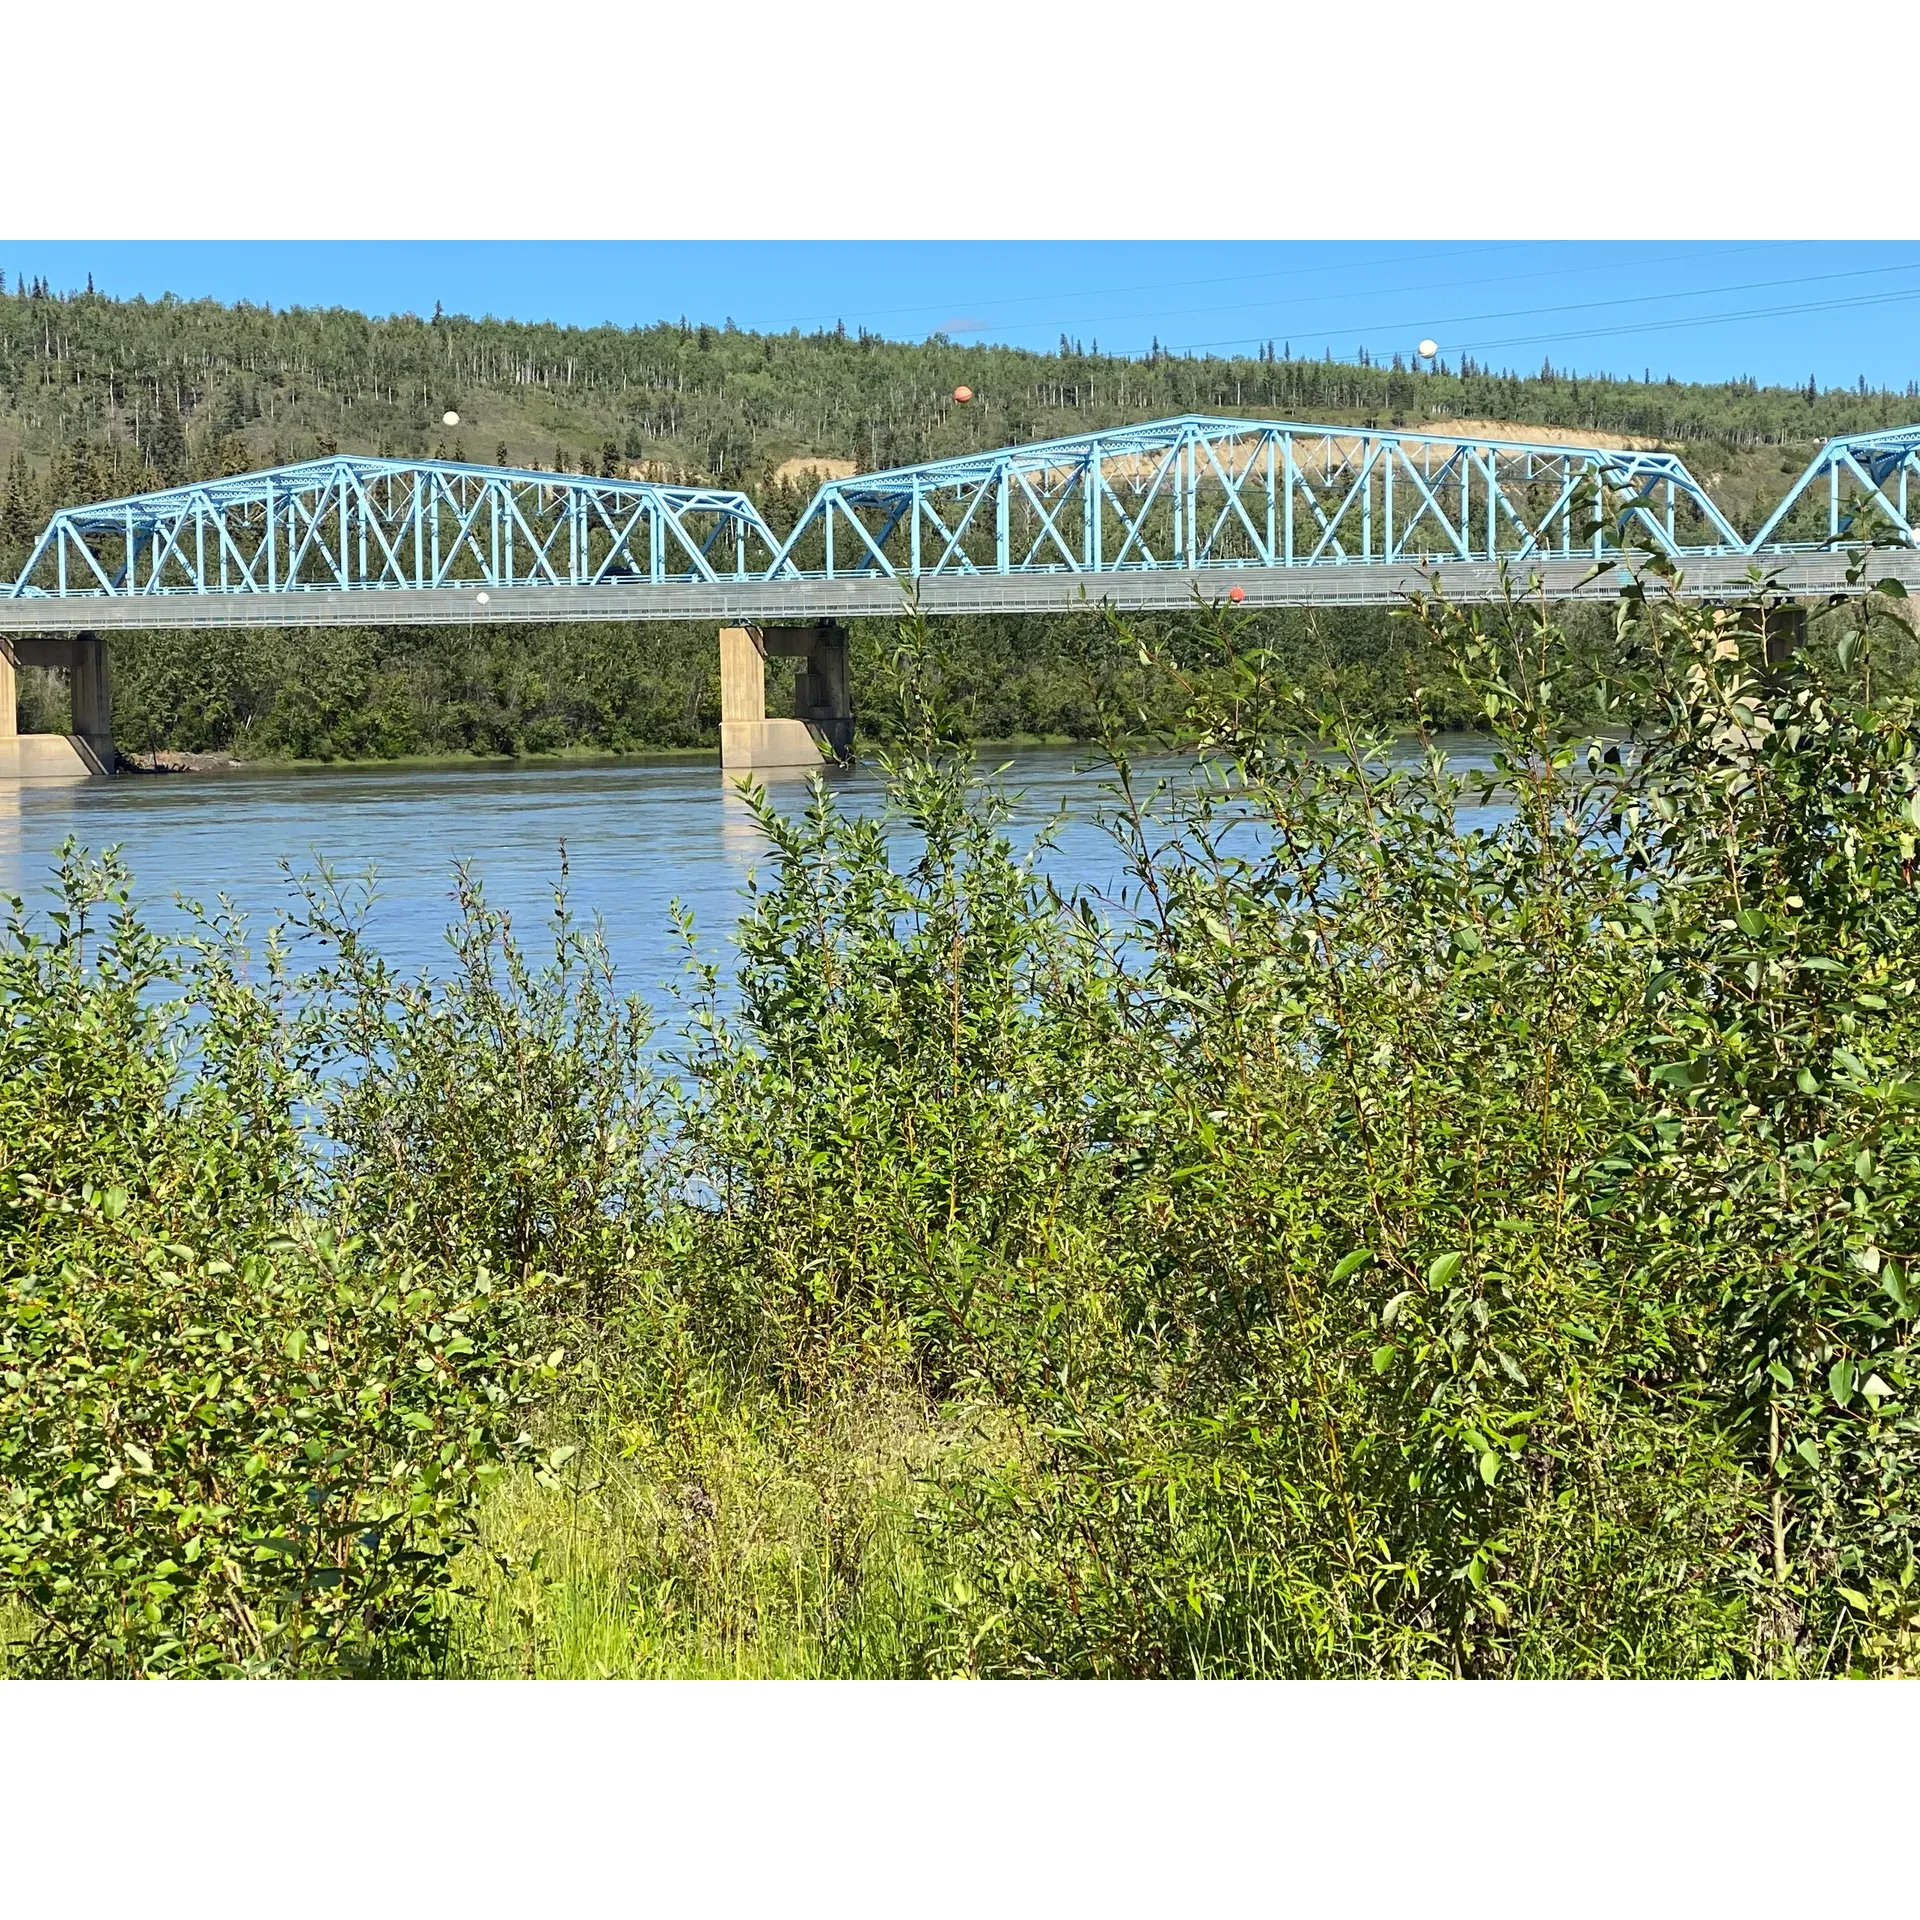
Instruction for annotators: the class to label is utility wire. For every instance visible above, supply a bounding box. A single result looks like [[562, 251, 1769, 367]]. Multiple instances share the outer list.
[[942, 245, 1793, 343], [1102, 257, 1920, 360]]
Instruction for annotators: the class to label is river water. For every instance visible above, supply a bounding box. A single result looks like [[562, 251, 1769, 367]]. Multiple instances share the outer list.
[[0, 742, 1501, 999], [0, 751, 1144, 995]]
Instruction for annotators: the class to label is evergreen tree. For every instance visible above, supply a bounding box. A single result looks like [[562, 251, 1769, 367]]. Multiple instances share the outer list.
[[0, 450, 43, 578], [143, 384, 188, 483]]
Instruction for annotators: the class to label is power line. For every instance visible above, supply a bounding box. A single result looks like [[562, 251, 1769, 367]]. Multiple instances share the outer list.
[[1445, 281, 1920, 358], [1111, 256, 1920, 361], [939, 244, 1788, 344]]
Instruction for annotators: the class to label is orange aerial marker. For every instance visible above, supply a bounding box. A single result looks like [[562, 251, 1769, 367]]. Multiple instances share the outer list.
[[953, 385, 973, 404], [1228, 585, 1246, 603]]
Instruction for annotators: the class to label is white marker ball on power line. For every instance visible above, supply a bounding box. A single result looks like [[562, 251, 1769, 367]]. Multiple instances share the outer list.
[[443, 410, 460, 427], [475, 592, 490, 605], [1418, 340, 1439, 360]]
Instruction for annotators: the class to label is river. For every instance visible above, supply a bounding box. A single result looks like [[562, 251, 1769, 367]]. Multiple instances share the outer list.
[[0, 741, 1501, 998], [0, 750, 1147, 995]]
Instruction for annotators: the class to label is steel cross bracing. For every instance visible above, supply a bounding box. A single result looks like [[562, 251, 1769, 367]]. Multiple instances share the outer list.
[[765, 414, 1755, 580], [1749, 424, 1920, 552], [5, 455, 784, 600], [7, 420, 1920, 624]]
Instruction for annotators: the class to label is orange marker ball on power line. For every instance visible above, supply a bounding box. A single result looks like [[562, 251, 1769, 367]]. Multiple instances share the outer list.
[[953, 385, 973, 404], [1228, 585, 1246, 603]]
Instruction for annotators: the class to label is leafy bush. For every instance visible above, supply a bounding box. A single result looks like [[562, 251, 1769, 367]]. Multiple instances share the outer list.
[[0, 852, 555, 1675], [659, 586, 1920, 1676]]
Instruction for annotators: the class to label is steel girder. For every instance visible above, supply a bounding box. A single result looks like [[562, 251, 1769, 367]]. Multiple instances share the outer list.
[[12, 418, 1920, 610], [766, 414, 1750, 580], [6, 456, 784, 600], [1747, 425, 1920, 552]]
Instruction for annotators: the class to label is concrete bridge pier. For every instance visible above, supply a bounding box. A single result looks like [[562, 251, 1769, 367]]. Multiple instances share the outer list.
[[1, 634, 116, 777], [719, 623, 852, 772]]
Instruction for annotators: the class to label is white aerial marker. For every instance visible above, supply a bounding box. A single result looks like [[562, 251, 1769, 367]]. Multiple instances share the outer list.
[[443, 410, 461, 427], [476, 592, 490, 605], [1418, 339, 1439, 360]]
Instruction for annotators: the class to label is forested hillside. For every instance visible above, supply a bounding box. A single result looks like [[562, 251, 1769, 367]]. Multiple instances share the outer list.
[[2, 273, 1915, 757]]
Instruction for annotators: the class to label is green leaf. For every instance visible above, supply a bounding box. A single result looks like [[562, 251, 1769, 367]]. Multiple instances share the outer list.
[[1478, 1451, 1502, 1485], [1427, 1251, 1466, 1288], [1873, 577, 1908, 599], [1370, 1343, 1397, 1375], [1651, 1060, 1706, 1089], [1331, 1249, 1372, 1284], [1767, 1359, 1794, 1390], [1828, 1358, 1855, 1408], [100, 1186, 129, 1222]]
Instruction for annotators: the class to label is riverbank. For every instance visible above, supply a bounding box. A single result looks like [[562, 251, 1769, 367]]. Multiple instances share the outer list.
[[77, 731, 1109, 775]]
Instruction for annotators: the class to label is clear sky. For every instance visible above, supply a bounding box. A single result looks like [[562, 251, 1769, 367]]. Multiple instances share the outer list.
[[5, 241, 1919, 393]]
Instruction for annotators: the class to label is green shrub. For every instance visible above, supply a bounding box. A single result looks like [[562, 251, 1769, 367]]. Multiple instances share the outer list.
[[0, 851, 553, 1675], [659, 588, 1920, 1676]]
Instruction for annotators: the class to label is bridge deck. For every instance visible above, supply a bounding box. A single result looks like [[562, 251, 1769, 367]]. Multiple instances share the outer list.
[[0, 551, 1914, 632]]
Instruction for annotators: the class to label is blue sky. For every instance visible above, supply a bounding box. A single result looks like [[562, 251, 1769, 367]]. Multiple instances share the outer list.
[[6, 241, 1920, 392]]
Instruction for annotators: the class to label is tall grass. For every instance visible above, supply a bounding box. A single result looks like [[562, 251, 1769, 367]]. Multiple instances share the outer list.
[[447, 1392, 939, 1678]]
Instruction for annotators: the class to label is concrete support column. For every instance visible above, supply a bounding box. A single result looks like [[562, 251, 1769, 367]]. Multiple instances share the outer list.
[[718, 623, 767, 730], [0, 635, 105, 780], [792, 625, 853, 761], [69, 634, 115, 770], [718, 623, 853, 772]]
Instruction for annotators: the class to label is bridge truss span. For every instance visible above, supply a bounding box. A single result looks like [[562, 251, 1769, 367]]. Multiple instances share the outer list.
[[6, 417, 1920, 625], [7, 455, 785, 600], [768, 413, 1750, 580], [1750, 423, 1920, 551]]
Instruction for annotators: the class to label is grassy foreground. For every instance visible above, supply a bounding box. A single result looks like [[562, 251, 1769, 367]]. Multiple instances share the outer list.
[[3, 574, 1919, 1679]]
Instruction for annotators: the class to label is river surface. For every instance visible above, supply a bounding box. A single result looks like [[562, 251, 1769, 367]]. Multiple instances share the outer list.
[[0, 742, 1499, 1000]]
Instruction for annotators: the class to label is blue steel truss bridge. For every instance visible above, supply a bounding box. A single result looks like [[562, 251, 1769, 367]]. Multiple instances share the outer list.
[[2, 414, 1919, 635]]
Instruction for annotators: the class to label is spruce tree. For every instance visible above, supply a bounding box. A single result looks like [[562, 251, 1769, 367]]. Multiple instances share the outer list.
[[0, 450, 45, 578], [144, 384, 188, 483]]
